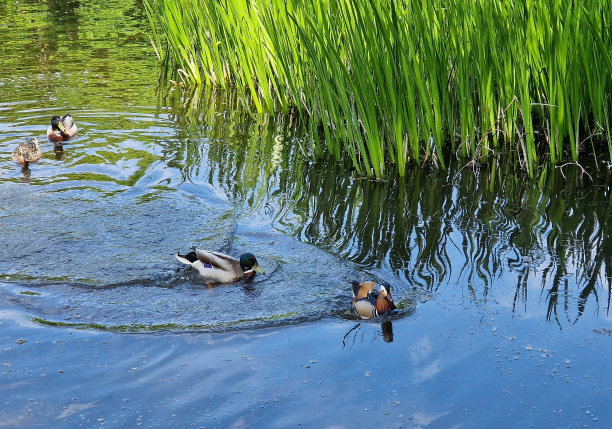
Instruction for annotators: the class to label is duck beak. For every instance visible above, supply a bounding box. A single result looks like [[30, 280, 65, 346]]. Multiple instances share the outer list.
[[252, 263, 265, 275], [58, 122, 66, 132]]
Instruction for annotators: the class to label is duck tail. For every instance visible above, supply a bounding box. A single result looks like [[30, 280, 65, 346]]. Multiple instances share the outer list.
[[350, 280, 361, 298]]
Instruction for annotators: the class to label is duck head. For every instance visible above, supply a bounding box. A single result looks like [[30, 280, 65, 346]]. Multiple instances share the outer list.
[[375, 282, 396, 314], [51, 116, 66, 132], [240, 253, 265, 274]]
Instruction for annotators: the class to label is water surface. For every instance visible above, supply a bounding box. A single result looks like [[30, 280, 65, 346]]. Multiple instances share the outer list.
[[1, 1, 611, 427]]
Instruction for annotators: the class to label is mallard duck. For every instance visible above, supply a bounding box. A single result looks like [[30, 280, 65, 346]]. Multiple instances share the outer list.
[[47, 114, 78, 141], [351, 281, 396, 319], [12, 137, 42, 166], [175, 248, 265, 284]]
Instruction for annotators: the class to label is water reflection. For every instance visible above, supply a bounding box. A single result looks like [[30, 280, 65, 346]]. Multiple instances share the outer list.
[[381, 320, 394, 342], [159, 86, 612, 328], [19, 165, 32, 181], [2, 82, 610, 331], [53, 144, 64, 160], [1, 0, 611, 331], [342, 320, 395, 347], [0, 0, 157, 105]]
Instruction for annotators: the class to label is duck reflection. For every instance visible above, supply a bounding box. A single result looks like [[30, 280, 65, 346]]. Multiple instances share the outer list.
[[342, 320, 394, 347], [20, 165, 31, 181], [381, 320, 393, 342], [54, 144, 64, 161]]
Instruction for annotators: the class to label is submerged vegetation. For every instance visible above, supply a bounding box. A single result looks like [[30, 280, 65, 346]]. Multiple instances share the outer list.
[[145, 0, 612, 178]]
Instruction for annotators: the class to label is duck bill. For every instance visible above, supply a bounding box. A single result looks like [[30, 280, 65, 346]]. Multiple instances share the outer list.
[[252, 264, 265, 275], [58, 122, 66, 132]]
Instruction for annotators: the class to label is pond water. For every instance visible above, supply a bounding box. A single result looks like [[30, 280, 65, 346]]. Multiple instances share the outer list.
[[1, 1, 611, 427]]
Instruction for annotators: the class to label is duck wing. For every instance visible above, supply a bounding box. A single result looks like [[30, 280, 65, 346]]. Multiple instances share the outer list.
[[11, 146, 26, 164], [351, 281, 376, 302], [194, 248, 242, 274], [61, 114, 78, 137], [61, 114, 75, 129]]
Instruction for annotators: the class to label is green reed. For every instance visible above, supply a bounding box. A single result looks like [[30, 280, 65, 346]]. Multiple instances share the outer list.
[[160, 87, 612, 326], [145, 0, 612, 178]]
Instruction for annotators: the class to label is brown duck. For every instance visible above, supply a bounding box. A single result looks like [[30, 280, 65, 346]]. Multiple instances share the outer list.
[[12, 137, 42, 166], [351, 281, 396, 319]]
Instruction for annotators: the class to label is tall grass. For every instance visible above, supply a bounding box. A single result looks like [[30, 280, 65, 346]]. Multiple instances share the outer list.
[[144, 0, 612, 178]]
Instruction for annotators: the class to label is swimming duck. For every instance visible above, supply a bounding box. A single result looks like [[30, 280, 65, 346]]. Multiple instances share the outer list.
[[351, 281, 396, 319], [175, 248, 265, 284], [12, 137, 42, 166], [47, 114, 78, 141]]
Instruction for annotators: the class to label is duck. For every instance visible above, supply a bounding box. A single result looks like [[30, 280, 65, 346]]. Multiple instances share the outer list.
[[47, 114, 78, 141], [175, 248, 265, 284], [12, 137, 42, 166], [351, 280, 397, 319]]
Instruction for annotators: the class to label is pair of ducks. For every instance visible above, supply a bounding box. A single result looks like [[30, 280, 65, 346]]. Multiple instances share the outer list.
[[11, 114, 78, 166], [176, 248, 396, 319]]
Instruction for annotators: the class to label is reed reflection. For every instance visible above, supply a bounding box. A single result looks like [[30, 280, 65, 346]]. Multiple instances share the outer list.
[[161, 87, 612, 328], [342, 320, 394, 347]]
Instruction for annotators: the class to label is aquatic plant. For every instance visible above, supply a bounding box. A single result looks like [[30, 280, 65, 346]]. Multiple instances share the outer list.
[[144, 0, 612, 178], [154, 88, 612, 328]]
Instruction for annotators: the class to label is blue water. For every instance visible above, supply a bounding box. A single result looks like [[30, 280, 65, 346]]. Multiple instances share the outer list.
[[1, 1, 611, 427]]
